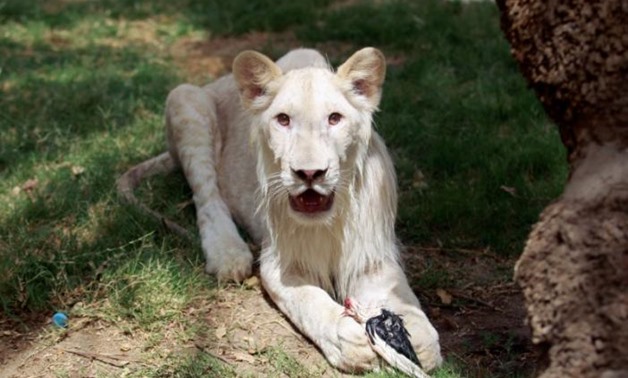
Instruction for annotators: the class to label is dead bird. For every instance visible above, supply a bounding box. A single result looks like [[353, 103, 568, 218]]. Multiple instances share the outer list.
[[343, 297, 431, 378]]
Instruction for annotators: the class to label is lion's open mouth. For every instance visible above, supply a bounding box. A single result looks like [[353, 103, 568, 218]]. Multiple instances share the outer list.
[[289, 189, 334, 214]]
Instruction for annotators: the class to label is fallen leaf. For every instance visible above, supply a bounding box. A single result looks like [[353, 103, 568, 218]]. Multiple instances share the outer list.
[[243, 275, 260, 289], [215, 325, 227, 340], [500, 185, 517, 196], [21, 178, 38, 191], [71, 165, 85, 177], [412, 169, 428, 189], [244, 335, 260, 353], [436, 288, 453, 305], [232, 351, 255, 364], [176, 199, 194, 211]]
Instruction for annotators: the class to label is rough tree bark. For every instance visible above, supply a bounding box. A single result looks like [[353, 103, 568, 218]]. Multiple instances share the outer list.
[[496, 1, 628, 377]]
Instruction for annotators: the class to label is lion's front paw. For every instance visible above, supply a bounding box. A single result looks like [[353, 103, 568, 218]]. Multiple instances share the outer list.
[[326, 316, 378, 373], [416, 340, 443, 372], [204, 245, 253, 283], [403, 310, 443, 371]]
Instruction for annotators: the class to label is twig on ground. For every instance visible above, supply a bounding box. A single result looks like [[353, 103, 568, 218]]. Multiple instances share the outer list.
[[195, 342, 235, 366], [254, 319, 305, 344], [441, 344, 471, 365], [60, 348, 130, 368], [416, 246, 501, 259], [448, 290, 504, 313]]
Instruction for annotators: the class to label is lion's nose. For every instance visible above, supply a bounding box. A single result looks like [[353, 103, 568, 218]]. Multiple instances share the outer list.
[[293, 168, 327, 185]]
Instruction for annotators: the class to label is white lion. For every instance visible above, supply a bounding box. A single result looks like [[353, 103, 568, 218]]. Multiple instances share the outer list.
[[118, 47, 442, 372]]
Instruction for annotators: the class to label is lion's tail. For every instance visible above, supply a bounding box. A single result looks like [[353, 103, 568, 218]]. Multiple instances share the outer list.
[[116, 152, 192, 239]]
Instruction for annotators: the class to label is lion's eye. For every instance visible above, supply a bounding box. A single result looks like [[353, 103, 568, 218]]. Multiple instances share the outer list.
[[328, 112, 342, 126], [276, 113, 290, 127]]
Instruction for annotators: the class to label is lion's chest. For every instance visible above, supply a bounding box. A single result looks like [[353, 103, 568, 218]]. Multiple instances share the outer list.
[[273, 220, 368, 299]]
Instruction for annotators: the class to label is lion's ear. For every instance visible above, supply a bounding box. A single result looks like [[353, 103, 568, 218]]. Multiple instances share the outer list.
[[233, 50, 282, 110], [337, 47, 386, 109]]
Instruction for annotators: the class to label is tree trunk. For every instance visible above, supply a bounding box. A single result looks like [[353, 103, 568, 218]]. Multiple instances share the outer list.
[[496, 1, 628, 377]]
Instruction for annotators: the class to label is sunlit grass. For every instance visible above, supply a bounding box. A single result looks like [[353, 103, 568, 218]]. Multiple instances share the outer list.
[[94, 245, 207, 329], [0, 0, 193, 313]]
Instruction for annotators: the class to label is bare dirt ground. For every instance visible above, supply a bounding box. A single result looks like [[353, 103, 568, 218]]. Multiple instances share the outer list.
[[403, 248, 544, 377], [0, 34, 542, 378], [0, 247, 542, 378], [0, 278, 337, 378]]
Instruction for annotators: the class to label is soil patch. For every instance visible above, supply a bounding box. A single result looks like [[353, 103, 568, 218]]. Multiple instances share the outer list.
[[404, 247, 544, 377], [0, 248, 542, 377], [0, 318, 145, 378]]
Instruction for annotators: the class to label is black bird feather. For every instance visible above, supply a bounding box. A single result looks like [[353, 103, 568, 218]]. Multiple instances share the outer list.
[[365, 309, 422, 367]]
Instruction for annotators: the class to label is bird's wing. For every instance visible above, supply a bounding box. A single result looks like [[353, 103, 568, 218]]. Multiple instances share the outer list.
[[366, 325, 431, 378]]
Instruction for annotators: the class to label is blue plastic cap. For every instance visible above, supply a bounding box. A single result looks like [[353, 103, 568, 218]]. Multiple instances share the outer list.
[[52, 312, 68, 328]]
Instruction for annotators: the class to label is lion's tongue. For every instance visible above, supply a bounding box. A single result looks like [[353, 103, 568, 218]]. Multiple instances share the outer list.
[[300, 190, 324, 206], [290, 189, 333, 213]]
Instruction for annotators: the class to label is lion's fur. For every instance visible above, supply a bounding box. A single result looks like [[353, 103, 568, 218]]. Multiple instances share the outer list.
[[241, 50, 398, 300], [258, 131, 399, 299], [118, 47, 442, 372]]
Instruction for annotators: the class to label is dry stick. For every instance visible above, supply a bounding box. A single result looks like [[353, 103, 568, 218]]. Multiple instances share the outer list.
[[116, 152, 192, 239], [61, 348, 130, 368], [448, 289, 504, 313], [195, 343, 235, 366], [18, 344, 54, 372], [441, 345, 471, 366], [417, 246, 501, 259], [254, 319, 307, 345]]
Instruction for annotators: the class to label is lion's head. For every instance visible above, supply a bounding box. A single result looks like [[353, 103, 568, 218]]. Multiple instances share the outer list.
[[233, 48, 386, 225]]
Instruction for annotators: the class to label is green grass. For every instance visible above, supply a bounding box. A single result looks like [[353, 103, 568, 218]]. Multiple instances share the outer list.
[[0, 0, 564, 376], [299, 0, 567, 251], [134, 352, 237, 378]]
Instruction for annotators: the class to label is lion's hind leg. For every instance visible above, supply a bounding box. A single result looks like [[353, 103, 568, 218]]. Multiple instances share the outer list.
[[166, 84, 253, 282]]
